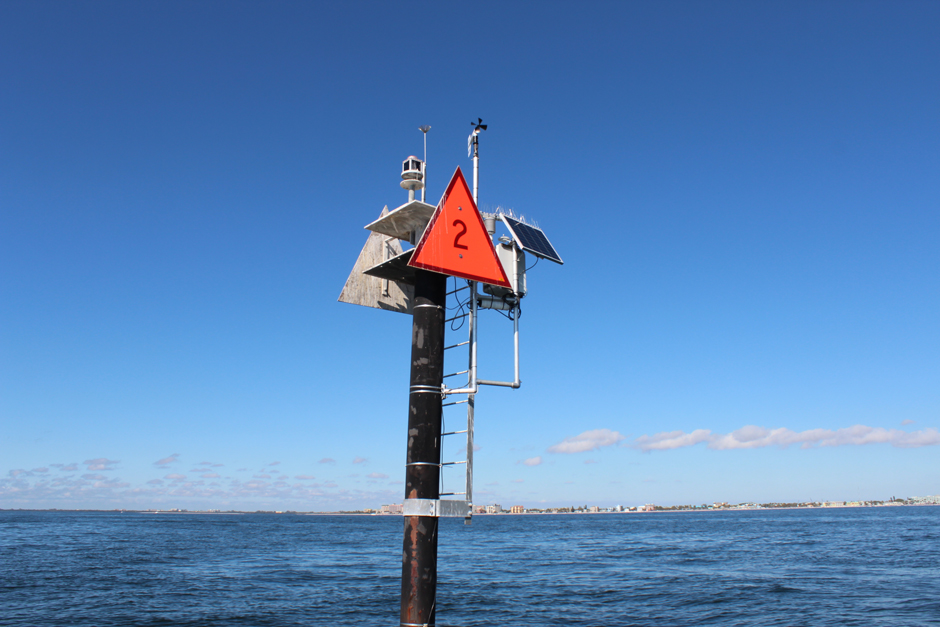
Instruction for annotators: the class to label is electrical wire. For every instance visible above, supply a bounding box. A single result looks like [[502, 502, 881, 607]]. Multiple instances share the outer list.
[[445, 278, 472, 331]]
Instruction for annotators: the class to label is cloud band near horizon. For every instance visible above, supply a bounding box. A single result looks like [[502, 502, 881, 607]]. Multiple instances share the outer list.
[[636, 425, 940, 451], [548, 425, 940, 455]]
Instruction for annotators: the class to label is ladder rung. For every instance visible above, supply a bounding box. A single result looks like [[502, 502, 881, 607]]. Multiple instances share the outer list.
[[442, 461, 467, 466], [445, 313, 468, 323], [443, 370, 468, 379], [443, 400, 468, 407], [440, 492, 466, 496], [444, 341, 470, 350], [442, 430, 468, 436]]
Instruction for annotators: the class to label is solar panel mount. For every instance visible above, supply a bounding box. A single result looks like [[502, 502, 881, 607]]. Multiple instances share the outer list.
[[499, 215, 563, 265]]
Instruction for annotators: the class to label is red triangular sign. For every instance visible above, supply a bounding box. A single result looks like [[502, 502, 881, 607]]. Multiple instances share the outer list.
[[408, 167, 511, 288]]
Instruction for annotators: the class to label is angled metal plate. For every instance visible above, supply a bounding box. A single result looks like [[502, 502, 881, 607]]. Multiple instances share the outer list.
[[338, 206, 414, 314], [438, 500, 470, 517], [401, 498, 470, 517], [364, 199, 436, 242], [363, 249, 416, 285]]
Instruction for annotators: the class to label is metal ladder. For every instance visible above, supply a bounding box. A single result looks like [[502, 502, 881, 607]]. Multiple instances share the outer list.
[[440, 280, 476, 522]]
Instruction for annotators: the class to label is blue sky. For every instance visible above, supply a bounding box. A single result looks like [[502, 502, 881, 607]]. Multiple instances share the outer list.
[[2, 1, 938, 511]]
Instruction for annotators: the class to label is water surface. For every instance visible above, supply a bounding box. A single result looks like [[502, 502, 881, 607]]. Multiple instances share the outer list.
[[2, 508, 938, 625]]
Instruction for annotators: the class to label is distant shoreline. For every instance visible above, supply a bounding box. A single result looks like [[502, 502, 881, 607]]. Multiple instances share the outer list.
[[2, 503, 937, 515]]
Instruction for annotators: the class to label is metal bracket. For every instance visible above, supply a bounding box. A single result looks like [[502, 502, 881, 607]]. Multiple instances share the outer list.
[[443, 282, 521, 395], [402, 498, 470, 518]]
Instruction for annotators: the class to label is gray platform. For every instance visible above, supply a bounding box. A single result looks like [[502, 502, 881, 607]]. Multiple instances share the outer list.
[[364, 199, 436, 242], [363, 249, 416, 285]]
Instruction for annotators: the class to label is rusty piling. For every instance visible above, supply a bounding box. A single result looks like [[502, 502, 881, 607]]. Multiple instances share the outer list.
[[400, 268, 446, 627]]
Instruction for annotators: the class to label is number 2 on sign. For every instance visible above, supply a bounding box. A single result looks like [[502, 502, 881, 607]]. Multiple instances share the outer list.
[[452, 220, 468, 250]]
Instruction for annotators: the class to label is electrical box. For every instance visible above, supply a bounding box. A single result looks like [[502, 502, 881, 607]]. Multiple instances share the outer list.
[[484, 241, 526, 298]]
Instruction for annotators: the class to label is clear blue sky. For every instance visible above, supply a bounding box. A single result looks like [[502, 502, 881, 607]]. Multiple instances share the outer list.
[[2, 1, 937, 510]]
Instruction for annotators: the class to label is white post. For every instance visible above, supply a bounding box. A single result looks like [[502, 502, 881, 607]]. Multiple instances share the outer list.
[[420, 125, 430, 203], [472, 134, 479, 205]]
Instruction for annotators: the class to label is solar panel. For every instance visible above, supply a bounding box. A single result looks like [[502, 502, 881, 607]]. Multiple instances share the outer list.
[[500, 215, 563, 265]]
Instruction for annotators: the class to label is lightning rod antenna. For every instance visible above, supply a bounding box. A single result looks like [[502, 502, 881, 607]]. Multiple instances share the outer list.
[[419, 125, 430, 202], [469, 118, 487, 205]]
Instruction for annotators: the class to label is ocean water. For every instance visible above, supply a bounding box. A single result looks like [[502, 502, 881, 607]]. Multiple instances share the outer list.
[[1, 507, 938, 626]]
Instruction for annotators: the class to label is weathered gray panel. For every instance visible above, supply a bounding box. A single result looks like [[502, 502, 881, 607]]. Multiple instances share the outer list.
[[338, 206, 414, 314]]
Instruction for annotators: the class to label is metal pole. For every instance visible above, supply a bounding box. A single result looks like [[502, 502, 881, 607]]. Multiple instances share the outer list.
[[420, 125, 430, 203], [472, 135, 479, 205], [513, 303, 520, 384], [401, 269, 447, 627], [465, 281, 477, 525]]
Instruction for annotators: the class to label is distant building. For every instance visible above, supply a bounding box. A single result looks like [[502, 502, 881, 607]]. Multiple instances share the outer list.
[[510, 505, 524, 514], [486, 504, 502, 514], [380, 503, 403, 514]]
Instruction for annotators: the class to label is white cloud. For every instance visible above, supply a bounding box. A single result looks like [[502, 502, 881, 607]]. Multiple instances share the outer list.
[[84, 458, 119, 471], [522, 456, 542, 467], [295, 475, 315, 480], [633, 425, 940, 452], [352, 457, 368, 464], [901, 419, 915, 426], [154, 454, 179, 468], [547, 429, 625, 454], [61, 463, 78, 472], [32, 467, 49, 473], [319, 458, 336, 465], [634, 429, 712, 451], [367, 472, 389, 479], [1, 463, 404, 511]]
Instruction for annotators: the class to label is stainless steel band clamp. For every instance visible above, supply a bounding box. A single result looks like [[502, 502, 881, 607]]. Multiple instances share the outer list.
[[402, 498, 471, 518]]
